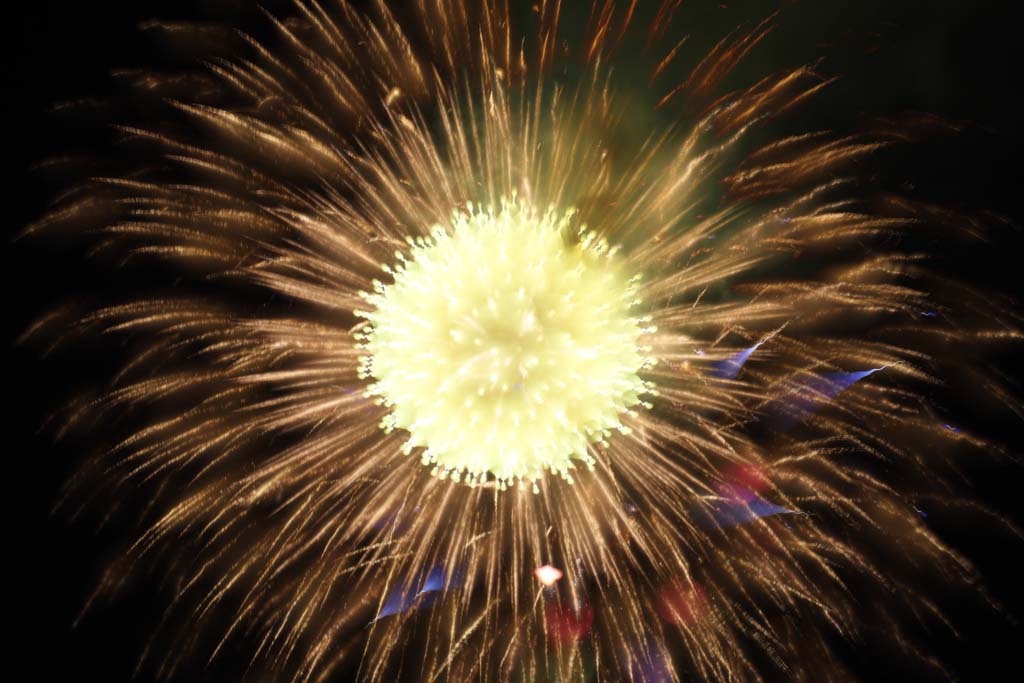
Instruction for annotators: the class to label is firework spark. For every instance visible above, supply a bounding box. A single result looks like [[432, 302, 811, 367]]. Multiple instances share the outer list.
[[355, 199, 655, 489], [26, 1, 1021, 682]]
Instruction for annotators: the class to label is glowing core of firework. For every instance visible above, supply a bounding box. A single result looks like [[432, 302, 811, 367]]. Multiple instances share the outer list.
[[356, 199, 655, 489]]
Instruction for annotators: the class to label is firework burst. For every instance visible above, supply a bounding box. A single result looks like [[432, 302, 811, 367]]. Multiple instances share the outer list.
[[26, 1, 1021, 681]]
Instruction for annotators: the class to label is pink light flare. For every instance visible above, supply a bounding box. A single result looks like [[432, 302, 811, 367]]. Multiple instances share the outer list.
[[545, 602, 595, 643], [717, 462, 772, 503], [656, 580, 708, 626]]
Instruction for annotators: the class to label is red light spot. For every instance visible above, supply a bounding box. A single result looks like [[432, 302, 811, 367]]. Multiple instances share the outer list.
[[657, 581, 707, 625], [718, 462, 771, 502], [545, 602, 594, 642]]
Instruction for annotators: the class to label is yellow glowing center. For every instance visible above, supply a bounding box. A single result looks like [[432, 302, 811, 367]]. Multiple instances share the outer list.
[[356, 200, 654, 490]]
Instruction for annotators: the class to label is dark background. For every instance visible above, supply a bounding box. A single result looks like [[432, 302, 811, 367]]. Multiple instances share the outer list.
[[7, 1, 1023, 681]]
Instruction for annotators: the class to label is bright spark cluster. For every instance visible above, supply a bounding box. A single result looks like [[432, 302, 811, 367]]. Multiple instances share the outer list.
[[356, 199, 655, 489]]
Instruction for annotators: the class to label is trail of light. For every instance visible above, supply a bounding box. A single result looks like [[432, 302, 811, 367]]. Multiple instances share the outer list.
[[627, 645, 672, 682], [765, 367, 886, 430], [709, 326, 786, 379], [709, 343, 762, 379], [371, 564, 453, 622], [697, 495, 793, 530]]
